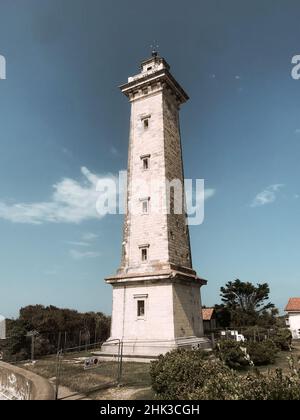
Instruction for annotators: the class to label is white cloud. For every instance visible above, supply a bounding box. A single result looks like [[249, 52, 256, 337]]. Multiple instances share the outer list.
[[66, 241, 90, 247], [0, 167, 117, 224], [43, 267, 59, 276], [0, 168, 216, 226], [251, 184, 284, 207], [62, 147, 73, 158], [69, 249, 101, 260], [66, 233, 98, 249], [204, 188, 216, 201], [110, 146, 119, 157], [82, 232, 98, 241]]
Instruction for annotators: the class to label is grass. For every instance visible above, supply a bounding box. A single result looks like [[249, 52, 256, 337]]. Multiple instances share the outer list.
[[19, 351, 152, 399], [231, 340, 300, 378], [19, 341, 300, 400], [256, 340, 300, 374]]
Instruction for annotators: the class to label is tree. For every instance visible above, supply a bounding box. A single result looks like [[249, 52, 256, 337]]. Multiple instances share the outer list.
[[18, 305, 111, 350], [2, 320, 30, 361], [220, 279, 276, 327], [214, 304, 231, 328]]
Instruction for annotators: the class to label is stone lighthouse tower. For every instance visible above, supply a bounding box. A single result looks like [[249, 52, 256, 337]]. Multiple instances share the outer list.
[[102, 53, 210, 359]]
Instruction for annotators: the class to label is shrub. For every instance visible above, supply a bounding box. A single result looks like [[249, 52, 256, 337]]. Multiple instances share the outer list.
[[271, 329, 292, 351], [190, 364, 300, 400], [151, 349, 300, 400], [150, 349, 234, 400], [242, 326, 268, 342], [215, 340, 251, 369], [246, 340, 278, 366], [242, 327, 292, 351], [34, 336, 56, 357]]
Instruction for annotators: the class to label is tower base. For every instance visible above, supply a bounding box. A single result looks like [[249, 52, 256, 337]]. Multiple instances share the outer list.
[[101, 268, 211, 362], [95, 336, 211, 363]]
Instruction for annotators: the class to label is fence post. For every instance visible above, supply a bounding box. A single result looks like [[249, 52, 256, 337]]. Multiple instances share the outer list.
[[55, 350, 62, 400], [211, 332, 215, 349], [31, 334, 35, 362], [57, 332, 62, 354], [120, 341, 124, 382], [117, 340, 123, 385]]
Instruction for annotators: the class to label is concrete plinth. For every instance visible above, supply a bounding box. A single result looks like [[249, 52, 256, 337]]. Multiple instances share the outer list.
[[95, 336, 211, 363]]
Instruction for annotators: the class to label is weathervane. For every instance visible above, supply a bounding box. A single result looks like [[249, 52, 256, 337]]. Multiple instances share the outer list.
[[150, 41, 159, 57]]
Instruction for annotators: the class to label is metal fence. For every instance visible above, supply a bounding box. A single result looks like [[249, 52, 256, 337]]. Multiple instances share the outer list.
[[54, 339, 123, 400], [0, 329, 108, 364]]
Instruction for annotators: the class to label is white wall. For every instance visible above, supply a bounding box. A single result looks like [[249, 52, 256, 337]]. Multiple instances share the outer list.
[[288, 313, 300, 339], [110, 282, 175, 341], [126, 91, 170, 272]]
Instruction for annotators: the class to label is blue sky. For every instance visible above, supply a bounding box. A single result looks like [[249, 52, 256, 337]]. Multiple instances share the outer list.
[[0, 0, 300, 318]]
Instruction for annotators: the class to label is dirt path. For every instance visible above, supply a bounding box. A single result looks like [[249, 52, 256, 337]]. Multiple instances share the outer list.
[[49, 378, 91, 400], [48, 377, 152, 401], [93, 386, 152, 400]]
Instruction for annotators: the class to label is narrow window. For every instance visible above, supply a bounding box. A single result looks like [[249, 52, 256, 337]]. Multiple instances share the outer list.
[[147, 66, 152, 71], [141, 248, 148, 261], [143, 157, 149, 170], [140, 197, 150, 214], [142, 200, 148, 214], [169, 188, 175, 214], [137, 300, 145, 317], [140, 154, 151, 170], [144, 119, 149, 129], [170, 231, 174, 240]]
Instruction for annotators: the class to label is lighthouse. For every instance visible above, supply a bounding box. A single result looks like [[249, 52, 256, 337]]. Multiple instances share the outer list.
[[102, 53, 210, 359]]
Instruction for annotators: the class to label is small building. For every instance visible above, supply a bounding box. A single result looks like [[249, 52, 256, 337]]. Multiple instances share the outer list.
[[202, 308, 216, 333], [285, 298, 300, 339]]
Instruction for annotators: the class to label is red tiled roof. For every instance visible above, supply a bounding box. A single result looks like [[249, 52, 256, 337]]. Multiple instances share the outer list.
[[285, 298, 300, 312], [202, 308, 215, 321]]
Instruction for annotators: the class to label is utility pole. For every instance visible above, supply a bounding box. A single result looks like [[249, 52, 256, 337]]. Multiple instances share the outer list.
[[26, 331, 38, 362], [57, 332, 62, 353], [31, 334, 34, 362]]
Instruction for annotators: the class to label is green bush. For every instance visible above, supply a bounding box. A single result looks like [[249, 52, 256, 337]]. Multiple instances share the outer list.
[[190, 365, 300, 400], [216, 338, 278, 368], [271, 329, 292, 351], [242, 326, 268, 342], [241, 327, 292, 352], [215, 340, 250, 369], [150, 350, 231, 400], [246, 340, 278, 366], [150, 349, 209, 400], [151, 349, 300, 400]]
